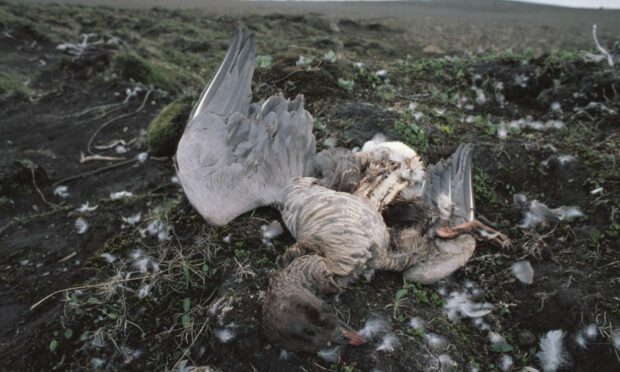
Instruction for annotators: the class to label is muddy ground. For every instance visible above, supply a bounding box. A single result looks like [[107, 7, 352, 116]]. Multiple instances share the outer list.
[[0, 1, 619, 371]]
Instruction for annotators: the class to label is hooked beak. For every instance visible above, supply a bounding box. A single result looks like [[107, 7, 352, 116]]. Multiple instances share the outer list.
[[335, 323, 365, 346]]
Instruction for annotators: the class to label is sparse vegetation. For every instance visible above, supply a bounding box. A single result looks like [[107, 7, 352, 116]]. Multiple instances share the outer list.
[[1, 1, 619, 371]]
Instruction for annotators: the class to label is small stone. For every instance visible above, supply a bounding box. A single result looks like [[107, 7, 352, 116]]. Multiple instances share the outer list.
[[519, 330, 536, 346]]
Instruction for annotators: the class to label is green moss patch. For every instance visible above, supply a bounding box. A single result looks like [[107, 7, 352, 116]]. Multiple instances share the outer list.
[[146, 99, 193, 156]]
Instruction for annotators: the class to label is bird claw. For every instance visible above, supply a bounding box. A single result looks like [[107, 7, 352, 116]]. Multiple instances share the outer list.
[[435, 220, 511, 248]]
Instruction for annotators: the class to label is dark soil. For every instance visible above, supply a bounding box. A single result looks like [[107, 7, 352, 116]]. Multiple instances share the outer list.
[[1, 2, 619, 371]]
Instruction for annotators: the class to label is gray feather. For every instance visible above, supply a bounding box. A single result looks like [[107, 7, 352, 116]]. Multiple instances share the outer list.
[[188, 28, 256, 122], [424, 144, 474, 225], [177, 29, 316, 226]]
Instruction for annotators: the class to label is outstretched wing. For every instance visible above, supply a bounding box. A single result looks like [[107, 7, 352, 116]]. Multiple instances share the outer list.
[[188, 28, 255, 121], [176, 28, 316, 226], [423, 144, 474, 225]]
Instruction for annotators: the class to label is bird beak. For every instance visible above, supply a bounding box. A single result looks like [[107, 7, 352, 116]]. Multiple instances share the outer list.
[[336, 323, 365, 346]]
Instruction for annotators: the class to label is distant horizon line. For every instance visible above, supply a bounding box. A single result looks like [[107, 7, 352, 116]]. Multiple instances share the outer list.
[[245, 0, 620, 10]]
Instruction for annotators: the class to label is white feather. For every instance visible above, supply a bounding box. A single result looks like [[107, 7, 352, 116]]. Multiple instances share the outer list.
[[536, 330, 569, 372], [110, 191, 133, 199], [317, 346, 341, 362], [376, 333, 399, 352], [511, 261, 534, 284], [358, 317, 388, 340], [499, 354, 513, 371], [409, 317, 425, 331], [75, 217, 89, 234]]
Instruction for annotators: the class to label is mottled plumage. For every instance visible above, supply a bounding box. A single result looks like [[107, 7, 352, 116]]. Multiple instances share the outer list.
[[177, 28, 509, 353]]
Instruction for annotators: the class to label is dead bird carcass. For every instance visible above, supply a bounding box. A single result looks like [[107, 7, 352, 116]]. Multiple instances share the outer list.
[[175, 28, 510, 353]]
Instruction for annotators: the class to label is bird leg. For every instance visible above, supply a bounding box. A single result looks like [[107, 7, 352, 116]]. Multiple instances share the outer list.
[[435, 220, 511, 248]]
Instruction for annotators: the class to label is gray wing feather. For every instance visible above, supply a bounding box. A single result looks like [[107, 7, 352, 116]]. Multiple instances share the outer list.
[[177, 29, 316, 226], [424, 144, 474, 225], [188, 28, 256, 122]]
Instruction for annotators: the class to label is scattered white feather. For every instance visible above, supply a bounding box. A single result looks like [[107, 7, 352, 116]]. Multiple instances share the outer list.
[[122, 213, 141, 226], [409, 317, 425, 331], [375, 69, 387, 77], [550, 102, 562, 112], [557, 155, 576, 165], [536, 330, 569, 372], [158, 229, 171, 242], [110, 191, 133, 199], [612, 329, 620, 350], [75, 217, 89, 234], [515, 73, 529, 88], [171, 176, 180, 184], [100, 253, 117, 263], [444, 291, 493, 320], [471, 317, 491, 331], [54, 185, 70, 198], [90, 357, 105, 368], [146, 219, 171, 242], [77, 202, 98, 213], [358, 317, 388, 340], [279, 350, 291, 360], [434, 108, 446, 116], [583, 324, 598, 340], [19, 259, 29, 266], [261, 221, 284, 240], [115, 144, 128, 154], [473, 87, 486, 105], [511, 261, 534, 284], [137, 283, 152, 299], [500, 354, 514, 371], [425, 333, 446, 349], [575, 324, 598, 348], [133, 258, 150, 273], [214, 327, 236, 343], [438, 354, 456, 370], [222, 235, 231, 244], [497, 125, 508, 139], [317, 346, 341, 362], [489, 332, 506, 345], [376, 333, 399, 352], [514, 194, 583, 228], [590, 187, 604, 195], [137, 152, 148, 163], [574, 333, 586, 349]]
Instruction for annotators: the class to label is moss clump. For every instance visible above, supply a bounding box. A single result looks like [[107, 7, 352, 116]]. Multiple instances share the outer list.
[[0, 71, 32, 98], [112, 52, 183, 93], [147, 99, 192, 156]]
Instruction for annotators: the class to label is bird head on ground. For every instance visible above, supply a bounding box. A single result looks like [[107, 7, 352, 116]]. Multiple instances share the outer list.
[[263, 287, 364, 352], [263, 255, 365, 353]]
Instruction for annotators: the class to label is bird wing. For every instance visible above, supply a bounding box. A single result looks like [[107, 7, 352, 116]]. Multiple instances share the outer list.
[[176, 28, 316, 226], [423, 144, 474, 225]]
